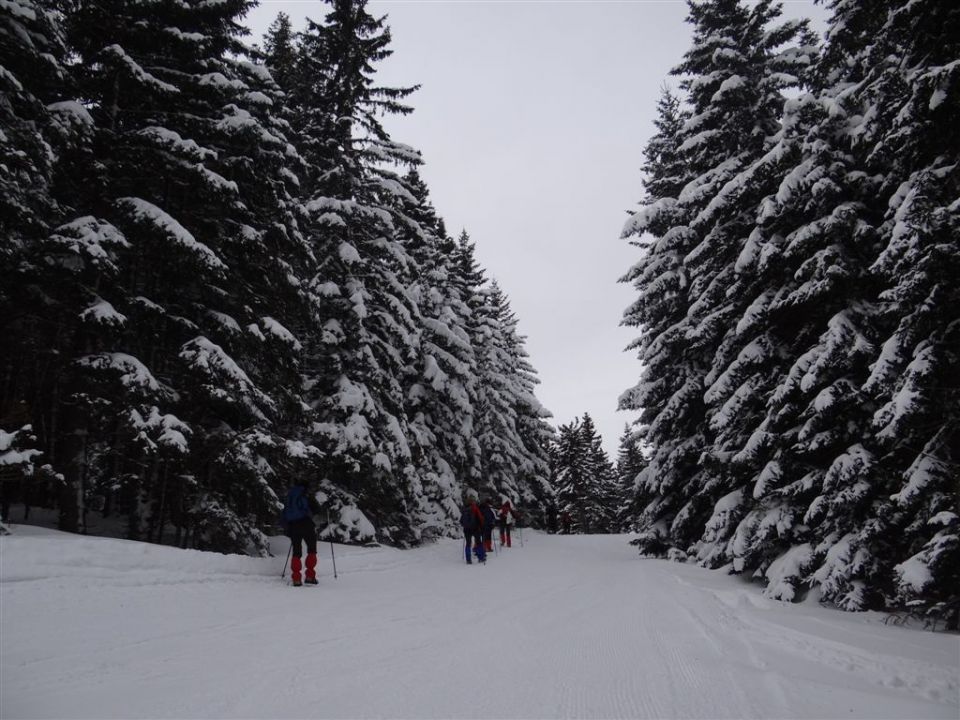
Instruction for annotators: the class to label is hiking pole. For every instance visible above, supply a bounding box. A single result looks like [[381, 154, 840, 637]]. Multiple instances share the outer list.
[[281, 540, 292, 578], [326, 510, 339, 579]]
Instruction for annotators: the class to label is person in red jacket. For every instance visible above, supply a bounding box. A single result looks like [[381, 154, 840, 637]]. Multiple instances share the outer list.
[[498, 498, 520, 548]]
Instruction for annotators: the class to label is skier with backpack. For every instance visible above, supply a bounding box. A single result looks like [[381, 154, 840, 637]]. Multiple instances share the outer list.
[[480, 498, 497, 552], [498, 498, 520, 548], [281, 481, 322, 586], [460, 493, 485, 564]]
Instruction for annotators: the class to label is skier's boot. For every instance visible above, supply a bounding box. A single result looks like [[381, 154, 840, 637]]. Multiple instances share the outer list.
[[291, 556, 303, 586], [464, 543, 472, 564], [476, 544, 487, 564], [305, 552, 318, 584]]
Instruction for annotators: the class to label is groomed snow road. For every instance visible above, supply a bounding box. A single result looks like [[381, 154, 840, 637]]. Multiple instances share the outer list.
[[2, 526, 957, 719]]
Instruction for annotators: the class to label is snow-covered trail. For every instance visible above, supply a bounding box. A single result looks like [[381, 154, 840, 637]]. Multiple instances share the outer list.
[[1, 526, 957, 719]]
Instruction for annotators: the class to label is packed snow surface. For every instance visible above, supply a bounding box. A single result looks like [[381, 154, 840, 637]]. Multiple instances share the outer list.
[[1, 526, 957, 719]]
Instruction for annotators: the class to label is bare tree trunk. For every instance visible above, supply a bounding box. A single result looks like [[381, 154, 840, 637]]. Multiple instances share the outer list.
[[57, 399, 87, 534], [104, 419, 124, 519], [154, 461, 169, 544], [126, 468, 142, 540], [139, 461, 158, 541]]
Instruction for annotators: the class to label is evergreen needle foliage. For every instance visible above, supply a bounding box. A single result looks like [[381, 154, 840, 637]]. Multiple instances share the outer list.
[[0, 0, 555, 552], [620, 0, 959, 628]]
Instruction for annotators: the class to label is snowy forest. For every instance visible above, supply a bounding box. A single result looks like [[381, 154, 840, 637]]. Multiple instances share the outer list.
[[1, 0, 957, 629], [0, 0, 556, 554], [619, 0, 958, 627]]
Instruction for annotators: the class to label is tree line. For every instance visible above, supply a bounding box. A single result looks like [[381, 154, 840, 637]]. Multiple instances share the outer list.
[[547, 415, 647, 535], [0, 0, 555, 553], [620, 0, 958, 627]]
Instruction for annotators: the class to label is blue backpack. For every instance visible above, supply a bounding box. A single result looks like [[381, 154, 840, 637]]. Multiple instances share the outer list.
[[481, 505, 496, 528], [282, 485, 310, 525], [460, 505, 478, 531]]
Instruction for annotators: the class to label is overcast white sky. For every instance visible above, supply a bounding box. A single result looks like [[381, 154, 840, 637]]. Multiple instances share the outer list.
[[245, 0, 824, 456]]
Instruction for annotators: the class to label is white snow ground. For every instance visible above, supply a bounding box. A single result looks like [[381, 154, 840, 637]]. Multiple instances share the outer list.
[[1, 525, 957, 719]]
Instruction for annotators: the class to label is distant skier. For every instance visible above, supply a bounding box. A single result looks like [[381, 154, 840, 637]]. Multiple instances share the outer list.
[[460, 493, 485, 564], [498, 498, 520, 548], [561, 511, 572, 535], [282, 481, 322, 586], [480, 498, 496, 552]]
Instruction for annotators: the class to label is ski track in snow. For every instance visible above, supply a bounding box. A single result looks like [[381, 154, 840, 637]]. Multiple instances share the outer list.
[[1, 526, 957, 719]]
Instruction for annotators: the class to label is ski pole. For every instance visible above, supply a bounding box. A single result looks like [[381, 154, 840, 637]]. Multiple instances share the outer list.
[[325, 509, 338, 579], [519, 522, 524, 547], [282, 540, 292, 578]]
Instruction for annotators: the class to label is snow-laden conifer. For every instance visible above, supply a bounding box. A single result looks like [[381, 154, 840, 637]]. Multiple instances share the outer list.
[[551, 415, 617, 533], [393, 172, 478, 537], [621, 0, 813, 561], [292, 0, 427, 545], [471, 283, 553, 514], [0, 1, 69, 472], [21, 0, 318, 552], [622, 0, 957, 621], [615, 425, 648, 530], [850, 0, 959, 626]]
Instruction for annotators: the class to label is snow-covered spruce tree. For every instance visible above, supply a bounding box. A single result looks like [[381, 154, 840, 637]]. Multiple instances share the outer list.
[[621, 0, 813, 559], [618, 85, 693, 556], [0, 0, 65, 255], [449, 230, 488, 490], [721, 9, 898, 608], [672, 0, 816, 569], [449, 230, 553, 519], [54, 0, 315, 553], [713, 116, 876, 601], [722, 0, 957, 613], [472, 284, 525, 500], [392, 172, 478, 537], [0, 0, 66, 445], [625, 0, 958, 618], [615, 424, 647, 530], [847, 0, 960, 626], [470, 282, 554, 522], [0, 0, 117, 534], [551, 420, 589, 533], [679, 2, 817, 571], [509, 336, 556, 522], [292, 0, 427, 545], [580, 414, 619, 532], [551, 415, 615, 533], [262, 11, 297, 93], [494, 280, 555, 518]]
